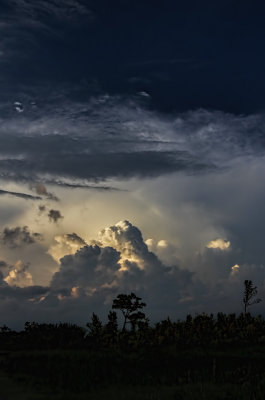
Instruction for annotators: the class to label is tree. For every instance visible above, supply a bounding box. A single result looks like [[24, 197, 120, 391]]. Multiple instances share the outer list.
[[242, 280, 262, 316], [106, 310, 118, 333], [112, 292, 146, 331], [105, 311, 118, 345], [86, 313, 103, 346]]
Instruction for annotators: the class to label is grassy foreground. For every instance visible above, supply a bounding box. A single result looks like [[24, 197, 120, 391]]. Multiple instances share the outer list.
[[0, 310, 265, 399], [0, 346, 264, 399], [0, 377, 264, 400]]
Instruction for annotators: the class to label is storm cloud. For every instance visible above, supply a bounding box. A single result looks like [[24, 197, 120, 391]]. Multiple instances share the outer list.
[[48, 209, 63, 223], [0, 220, 263, 328], [1, 226, 42, 248], [0, 1, 264, 329], [0, 98, 264, 186], [46, 221, 265, 323]]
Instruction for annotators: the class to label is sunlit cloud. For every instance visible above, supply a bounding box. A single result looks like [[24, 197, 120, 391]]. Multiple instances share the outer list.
[[4, 260, 33, 287], [48, 233, 86, 263], [206, 238, 230, 250], [230, 264, 240, 276]]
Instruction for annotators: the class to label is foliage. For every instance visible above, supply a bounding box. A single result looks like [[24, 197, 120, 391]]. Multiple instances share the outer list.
[[242, 279, 262, 315], [112, 292, 146, 331], [86, 313, 103, 347], [0, 289, 264, 398], [0, 290, 264, 351]]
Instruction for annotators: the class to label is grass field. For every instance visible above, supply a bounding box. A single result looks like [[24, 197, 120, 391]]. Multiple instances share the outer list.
[[0, 346, 264, 399]]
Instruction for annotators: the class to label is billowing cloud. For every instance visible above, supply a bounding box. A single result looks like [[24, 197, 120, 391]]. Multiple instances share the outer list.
[[206, 238, 230, 250], [1, 226, 42, 248], [4, 260, 33, 287], [0, 220, 262, 328], [50, 244, 121, 292], [48, 233, 86, 263], [49, 221, 194, 321], [97, 220, 145, 258], [145, 238, 179, 266], [96, 220, 166, 271], [48, 209, 63, 223]]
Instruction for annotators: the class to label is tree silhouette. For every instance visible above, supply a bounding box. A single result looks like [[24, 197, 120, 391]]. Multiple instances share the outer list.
[[86, 313, 103, 346], [105, 310, 118, 345], [112, 292, 146, 331], [242, 280, 262, 316]]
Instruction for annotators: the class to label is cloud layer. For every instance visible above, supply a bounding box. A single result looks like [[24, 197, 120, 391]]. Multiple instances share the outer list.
[[0, 1, 263, 330], [0, 220, 263, 328], [0, 96, 264, 188]]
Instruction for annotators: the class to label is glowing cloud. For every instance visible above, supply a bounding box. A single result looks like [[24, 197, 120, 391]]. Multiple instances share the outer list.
[[230, 264, 240, 276], [206, 238, 230, 250], [4, 260, 33, 287], [97, 220, 150, 270], [157, 240, 169, 248], [48, 233, 86, 263]]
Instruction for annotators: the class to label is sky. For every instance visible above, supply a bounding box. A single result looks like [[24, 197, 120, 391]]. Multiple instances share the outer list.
[[0, 0, 265, 328]]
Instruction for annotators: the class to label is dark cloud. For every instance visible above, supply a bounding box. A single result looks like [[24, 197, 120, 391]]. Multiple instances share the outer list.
[[65, 233, 86, 245], [46, 180, 121, 191], [0, 0, 93, 56], [0, 0, 265, 116], [1, 226, 42, 248], [0, 284, 49, 299], [48, 209, 63, 223], [38, 205, 46, 213], [0, 189, 41, 200], [30, 183, 58, 201], [51, 245, 121, 291], [1, 98, 264, 185], [7, 0, 92, 22], [0, 149, 210, 182], [0, 261, 8, 268]]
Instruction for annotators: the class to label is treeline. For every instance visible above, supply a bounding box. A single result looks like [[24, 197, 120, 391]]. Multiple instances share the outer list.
[[0, 290, 264, 398], [0, 293, 264, 351]]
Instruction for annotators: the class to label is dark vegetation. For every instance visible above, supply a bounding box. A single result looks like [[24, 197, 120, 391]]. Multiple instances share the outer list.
[[0, 281, 264, 399]]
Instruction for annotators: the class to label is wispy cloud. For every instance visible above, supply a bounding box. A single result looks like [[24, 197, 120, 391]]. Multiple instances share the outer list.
[[0, 0, 93, 69], [8, 0, 92, 21], [0, 188, 41, 200], [0, 95, 264, 185]]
